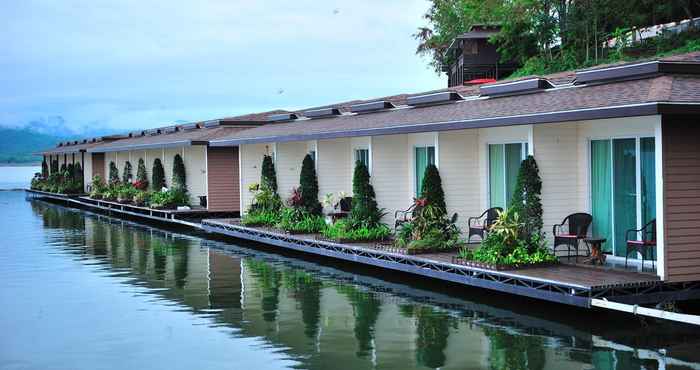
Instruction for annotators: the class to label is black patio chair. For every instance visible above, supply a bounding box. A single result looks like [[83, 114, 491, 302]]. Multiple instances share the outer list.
[[394, 202, 423, 232], [467, 207, 502, 243], [338, 197, 353, 213], [625, 219, 657, 270], [553, 213, 593, 260]]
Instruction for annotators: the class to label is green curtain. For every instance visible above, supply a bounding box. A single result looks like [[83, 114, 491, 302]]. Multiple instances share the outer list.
[[591, 140, 613, 253], [505, 143, 523, 206], [640, 137, 656, 260], [415, 147, 435, 197], [613, 138, 637, 257], [489, 144, 505, 208]]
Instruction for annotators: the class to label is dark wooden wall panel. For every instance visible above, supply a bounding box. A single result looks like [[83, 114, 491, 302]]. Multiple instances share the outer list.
[[92, 153, 105, 183], [206, 147, 239, 212], [663, 115, 700, 282]]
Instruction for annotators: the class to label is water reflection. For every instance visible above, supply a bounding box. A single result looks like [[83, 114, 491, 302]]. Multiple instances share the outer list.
[[20, 197, 700, 370]]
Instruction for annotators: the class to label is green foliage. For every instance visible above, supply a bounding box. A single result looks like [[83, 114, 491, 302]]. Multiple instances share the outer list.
[[108, 161, 120, 186], [464, 208, 557, 266], [135, 158, 149, 190], [149, 188, 189, 209], [151, 158, 166, 190], [348, 161, 386, 229], [276, 207, 326, 234], [417, 0, 700, 77], [396, 202, 462, 252], [322, 219, 391, 242], [420, 164, 446, 214], [510, 155, 543, 245], [172, 154, 187, 192], [299, 154, 322, 215], [241, 210, 280, 227], [116, 184, 138, 203], [30, 168, 83, 194], [132, 190, 150, 206], [41, 160, 48, 177], [261, 154, 278, 193], [122, 161, 133, 183]]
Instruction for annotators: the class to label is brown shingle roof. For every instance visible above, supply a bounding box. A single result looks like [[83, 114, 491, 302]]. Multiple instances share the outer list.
[[88, 126, 253, 152], [209, 74, 700, 145]]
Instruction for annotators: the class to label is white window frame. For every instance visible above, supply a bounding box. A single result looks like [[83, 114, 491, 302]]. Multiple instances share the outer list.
[[485, 141, 528, 208]]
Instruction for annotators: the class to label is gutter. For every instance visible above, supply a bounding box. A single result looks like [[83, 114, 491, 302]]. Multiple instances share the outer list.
[[88, 140, 195, 153]]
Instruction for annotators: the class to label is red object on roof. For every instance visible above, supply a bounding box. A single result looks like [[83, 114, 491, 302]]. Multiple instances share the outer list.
[[466, 78, 497, 85]]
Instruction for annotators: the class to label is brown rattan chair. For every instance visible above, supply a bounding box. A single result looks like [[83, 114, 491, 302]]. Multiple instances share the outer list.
[[553, 213, 593, 260], [394, 202, 423, 232], [467, 207, 502, 243], [625, 219, 656, 270]]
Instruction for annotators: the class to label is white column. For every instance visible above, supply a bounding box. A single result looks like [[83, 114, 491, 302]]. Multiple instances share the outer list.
[[654, 118, 665, 280]]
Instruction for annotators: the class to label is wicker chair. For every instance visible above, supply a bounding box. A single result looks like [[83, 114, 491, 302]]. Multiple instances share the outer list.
[[553, 213, 593, 260], [625, 219, 657, 270], [467, 207, 502, 243]]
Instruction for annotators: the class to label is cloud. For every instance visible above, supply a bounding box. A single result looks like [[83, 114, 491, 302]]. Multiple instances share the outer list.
[[0, 0, 442, 133]]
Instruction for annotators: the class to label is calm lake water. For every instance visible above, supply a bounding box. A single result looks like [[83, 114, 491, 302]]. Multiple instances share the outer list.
[[2, 190, 700, 370], [0, 166, 40, 189]]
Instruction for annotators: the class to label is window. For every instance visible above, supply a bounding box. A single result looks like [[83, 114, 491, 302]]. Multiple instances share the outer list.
[[415, 146, 436, 197], [309, 150, 316, 162], [488, 143, 527, 208], [354, 148, 369, 168]]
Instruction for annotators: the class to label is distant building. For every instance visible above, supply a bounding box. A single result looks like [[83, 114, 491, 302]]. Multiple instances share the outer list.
[[443, 25, 519, 87]]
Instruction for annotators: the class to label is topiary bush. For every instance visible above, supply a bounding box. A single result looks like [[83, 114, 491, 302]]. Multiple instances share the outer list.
[[41, 159, 48, 178], [152, 158, 165, 190], [172, 154, 187, 192], [108, 161, 120, 186], [510, 155, 543, 248], [261, 154, 278, 193], [299, 154, 321, 215], [420, 164, 446, 214], [122, 161, 133, 184], [135, 158, 149, 190], [73, 162, 84, 189], [348, 161, 380, 226]]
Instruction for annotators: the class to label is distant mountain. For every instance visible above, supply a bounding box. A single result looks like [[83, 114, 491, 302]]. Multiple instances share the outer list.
[[0, 128, 64, 164]]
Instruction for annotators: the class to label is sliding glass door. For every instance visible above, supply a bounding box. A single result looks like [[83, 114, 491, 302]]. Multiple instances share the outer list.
[[590, 138, 656, 258], [489, 143, 527, 208]]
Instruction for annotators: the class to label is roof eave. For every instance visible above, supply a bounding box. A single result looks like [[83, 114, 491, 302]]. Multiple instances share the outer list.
[[88, 140, 193, 153], [210, 102, 672, 146]]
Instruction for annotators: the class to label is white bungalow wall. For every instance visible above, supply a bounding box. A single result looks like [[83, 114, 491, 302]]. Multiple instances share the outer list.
[[317, 138, 352, 213], [276, 141, 308, 200], [438, 130, 481, 228], [82, 153, 92, 192], [372, 134, 411, 226], [184, 146, 207, 205], [239, 143, 270, 215]]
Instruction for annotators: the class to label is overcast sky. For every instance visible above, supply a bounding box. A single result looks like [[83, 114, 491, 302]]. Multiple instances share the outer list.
[[0, 0, 443, 133]]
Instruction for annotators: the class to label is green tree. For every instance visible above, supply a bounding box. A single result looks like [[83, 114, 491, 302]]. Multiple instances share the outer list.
[[122, 161, 133, 184], [136, 158, 149, 190], [261, 154, 278, 193], [108, 161, 119, 185], [172, 154, 187, 192], [349, 161, 383, 228], [510, 155, 543, 242], [299, 154, 321, 215], [73, 162, 83, 187], [420, 164, 446, 213], [41, 159, 48, 177], [152, 158, 165, 190]]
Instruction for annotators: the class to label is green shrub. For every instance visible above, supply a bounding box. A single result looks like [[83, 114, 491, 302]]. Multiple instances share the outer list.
[[135, 158, 149, 190], [41, 159, 49, 178], [299, 154, 321, 215], [276, 207, 326, 234], [420, 164, 446, 214], [132, 190, 149, 206], [322, 219, 390, 242], [149, 188, 189, 209], [241, 210, 280, 227], [510, 155, 543, 249], [172, 154, 187, 192], [122, 161, 133, 184], [348, 161, 386, 229], [116, 184, 138, 203], [464, 208, 557, 267], [152, 158, 166, 190], [395, 201, 462, 252], [108, 161, 120, 186], [261, 154, 278, 193]]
